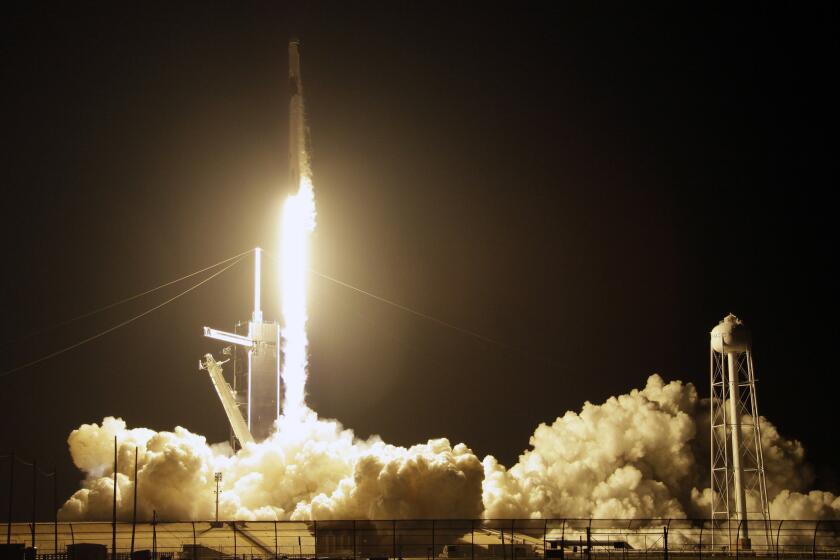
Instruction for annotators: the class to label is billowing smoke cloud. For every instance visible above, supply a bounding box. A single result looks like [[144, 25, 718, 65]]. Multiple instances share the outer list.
[[770, 491, 840, 520], [60, 410, 484, 521], [483, 374, 838, 520], [482, 375, 700, 519], [61, 375, 837, 521]]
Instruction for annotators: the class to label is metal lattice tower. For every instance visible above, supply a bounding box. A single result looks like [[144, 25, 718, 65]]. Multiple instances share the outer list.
[[201, 248, 281, 446], [710, 314, 771, 550]]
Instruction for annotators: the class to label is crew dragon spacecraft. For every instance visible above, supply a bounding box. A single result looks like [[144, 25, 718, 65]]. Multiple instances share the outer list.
[[199, 40, 310, 447]]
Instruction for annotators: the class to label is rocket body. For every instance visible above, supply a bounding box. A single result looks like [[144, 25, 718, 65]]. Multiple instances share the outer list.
[[289, 40, 310, 188]]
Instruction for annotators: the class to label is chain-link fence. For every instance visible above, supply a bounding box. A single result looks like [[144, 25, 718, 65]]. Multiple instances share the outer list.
[[3, 519, 839, 560]]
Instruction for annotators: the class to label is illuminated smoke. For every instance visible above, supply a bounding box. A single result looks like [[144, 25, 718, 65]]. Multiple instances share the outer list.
[[279, 174, 316, 420], [481, 375, 700, 519], [482, 374, 839, 520], [770, 491, 840, 520], [60, 375, 837, 521], [60, 411, 484, 521]]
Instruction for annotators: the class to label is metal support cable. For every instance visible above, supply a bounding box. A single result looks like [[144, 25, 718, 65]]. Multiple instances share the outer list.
[[206, 249, 566, 373], [2, 455, 53, 477], [262, 250, 516, 350], [22, 461, 54, 479], [310, 267, 510, 348], [303, 261, 562, 370], [4, 248, 254, 347], [1, 255, 248, 379], [12, 457, 33, 468]]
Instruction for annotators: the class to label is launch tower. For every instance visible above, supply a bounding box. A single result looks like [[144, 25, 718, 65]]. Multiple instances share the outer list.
[[710, 314, 771, 550], [201, 248, 281, 445]]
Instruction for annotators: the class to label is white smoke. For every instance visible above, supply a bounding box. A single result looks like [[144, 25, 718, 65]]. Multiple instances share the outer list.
[[61, 375, 837, 521], [60, 410, 484, 521], [482, 375, 699, 519], [770, 491, 840, 520], [482, 374, 838, 521]]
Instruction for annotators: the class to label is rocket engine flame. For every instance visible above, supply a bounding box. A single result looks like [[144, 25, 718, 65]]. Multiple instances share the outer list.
[[279, 174, 316, 421], [279, 39, 316, 423]]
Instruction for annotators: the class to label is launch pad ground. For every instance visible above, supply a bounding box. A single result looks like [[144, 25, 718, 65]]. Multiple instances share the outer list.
[[4, 520, 839, 560]]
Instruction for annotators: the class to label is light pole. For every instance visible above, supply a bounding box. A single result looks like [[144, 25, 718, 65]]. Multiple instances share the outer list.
[[214, 473, 222, 526]]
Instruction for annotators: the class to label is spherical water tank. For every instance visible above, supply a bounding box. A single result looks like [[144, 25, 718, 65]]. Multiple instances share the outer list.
[[711, 313, 751, 353]]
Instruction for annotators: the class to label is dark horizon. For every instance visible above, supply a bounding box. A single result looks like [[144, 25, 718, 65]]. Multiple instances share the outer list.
[[1, 4, 836, 520]]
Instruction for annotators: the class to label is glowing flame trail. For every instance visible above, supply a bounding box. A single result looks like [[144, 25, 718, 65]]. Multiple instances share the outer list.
[[279, 175, 316, 420], [279, 40, 316, 422]]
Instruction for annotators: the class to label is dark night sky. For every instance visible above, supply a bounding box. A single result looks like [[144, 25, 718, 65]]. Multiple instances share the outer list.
[[1, 4, 837, 518]]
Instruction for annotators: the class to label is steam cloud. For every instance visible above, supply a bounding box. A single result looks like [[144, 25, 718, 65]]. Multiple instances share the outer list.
[[61, 410, 484, 521], [60, 375, 838, 521]]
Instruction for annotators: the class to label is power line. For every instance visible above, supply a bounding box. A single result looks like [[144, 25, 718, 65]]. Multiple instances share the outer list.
[[0, 454, 54, 477], [3, 248, 254, 347], [310, 268, 513, 350], [262, 249, 520, 350], [302, 264, 562, 370], [0, 255, 248, 380]]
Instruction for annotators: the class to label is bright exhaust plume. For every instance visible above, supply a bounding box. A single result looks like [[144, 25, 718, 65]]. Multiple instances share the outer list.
[[279, 174, 316, 421]]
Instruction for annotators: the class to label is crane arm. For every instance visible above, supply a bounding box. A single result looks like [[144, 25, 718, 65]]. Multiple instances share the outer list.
[[200, 353, 254, 446]]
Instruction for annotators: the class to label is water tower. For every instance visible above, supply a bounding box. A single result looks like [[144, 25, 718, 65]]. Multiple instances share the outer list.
[[710, 314, 771, 549]]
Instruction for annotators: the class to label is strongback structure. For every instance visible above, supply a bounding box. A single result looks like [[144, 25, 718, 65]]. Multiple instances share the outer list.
[[201, 248, 281, 446], [710, 314, 770, 549]]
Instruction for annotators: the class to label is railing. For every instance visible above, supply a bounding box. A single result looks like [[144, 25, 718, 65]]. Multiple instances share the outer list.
[[3, 520, 839, 560]]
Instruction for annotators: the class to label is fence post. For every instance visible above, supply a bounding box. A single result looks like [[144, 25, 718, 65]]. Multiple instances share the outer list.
[[622, 520, 628, 560], [511, 519, 516, 560], [152, 510, 157, 560], [560, 520, 566, 560], [130, 448, 138, 558], [813, 520, 821, 560], [6, 453, 13, 545], [53, 470, 58, 554], [314, 520, 318, 559], [471, 520, 475, 560], [274, 520, 278, 560], [543, 520, 547, 559], [698, 521, 703, 560], [586, 522, 591, 560], [663, 526, 668, 560], [775, 520, 783, 560], [393, 520, 396, 559], [735, 520, 741, 560], [353, 520, 356, 560], [31, 460, 37, 549], [233, 521, 237, 560], [69, 522, 74, 546], [112, 438, 118, 560], [192, 521, 196, 559]]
